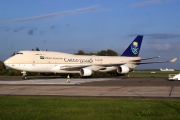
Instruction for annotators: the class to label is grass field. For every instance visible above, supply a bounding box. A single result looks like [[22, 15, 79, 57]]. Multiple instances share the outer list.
[[0, 96, 180, 120]]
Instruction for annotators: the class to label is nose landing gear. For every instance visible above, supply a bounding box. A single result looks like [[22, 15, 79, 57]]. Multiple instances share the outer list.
[[21, 71, 27, 80]]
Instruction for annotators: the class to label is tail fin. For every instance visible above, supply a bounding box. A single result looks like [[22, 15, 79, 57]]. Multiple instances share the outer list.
[[121, 35, 143, 57]]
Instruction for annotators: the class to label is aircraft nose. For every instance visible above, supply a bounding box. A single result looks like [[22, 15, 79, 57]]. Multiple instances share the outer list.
[[4, 58, 11, 67]]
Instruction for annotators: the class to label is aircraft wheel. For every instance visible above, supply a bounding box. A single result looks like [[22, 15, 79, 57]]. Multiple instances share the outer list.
[[22, 76, 27, 80]]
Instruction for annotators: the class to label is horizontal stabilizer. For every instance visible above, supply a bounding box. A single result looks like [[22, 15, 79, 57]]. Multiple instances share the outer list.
[[140, 56, 160, 60]]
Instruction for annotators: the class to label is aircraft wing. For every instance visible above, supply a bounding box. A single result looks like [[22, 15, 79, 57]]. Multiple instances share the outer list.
[[60, 65, 91, 71], [130, 56, 161, 62], [59, 57, 177, 71], [131, 57, 178, 65], [92, 57, 178, 67], [60, 64, 119, 71], [140, 56, 160, 60]]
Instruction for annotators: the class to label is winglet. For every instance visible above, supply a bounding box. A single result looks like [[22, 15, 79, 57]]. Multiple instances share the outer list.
[[170, 57, 178, 62]]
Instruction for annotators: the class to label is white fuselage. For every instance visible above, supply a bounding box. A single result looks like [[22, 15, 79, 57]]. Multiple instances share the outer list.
[[4, 51, 140, 75]]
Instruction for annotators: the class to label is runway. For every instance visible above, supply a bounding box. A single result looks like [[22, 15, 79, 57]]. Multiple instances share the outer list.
[[0, 77, 112, 85], [0, 76, 180, 98]]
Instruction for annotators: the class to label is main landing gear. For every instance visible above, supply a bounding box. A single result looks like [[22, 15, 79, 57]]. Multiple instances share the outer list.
[[21, 71, 27, 80]]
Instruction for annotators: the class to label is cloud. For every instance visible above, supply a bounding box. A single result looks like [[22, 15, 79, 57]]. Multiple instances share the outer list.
[[128, 33, 180, 51], [131, 0, 176, 7], [143, 41, 177, 52], [129, 33, 180, 39], [0, 26, 10, 32], [50, 25, 56, 29], [0, 6, 100, 23], [144, 42, 180, 52], [144, 34, 180, 39], [28, 29, 34, 35], [152, 43, 171, 51], [13, 27, 25, 32]]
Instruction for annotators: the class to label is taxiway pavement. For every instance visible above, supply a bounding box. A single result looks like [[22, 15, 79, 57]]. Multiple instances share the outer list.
[[0, 76, 179, 98]]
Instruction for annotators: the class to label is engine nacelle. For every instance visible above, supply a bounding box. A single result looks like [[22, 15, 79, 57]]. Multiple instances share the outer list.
[[80, 68, 93, 76], [117, 65, 130, 74]]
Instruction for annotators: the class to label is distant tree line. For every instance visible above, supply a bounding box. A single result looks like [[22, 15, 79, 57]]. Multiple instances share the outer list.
[[74, 49, 119, 56], [0, 61, 6, 70]]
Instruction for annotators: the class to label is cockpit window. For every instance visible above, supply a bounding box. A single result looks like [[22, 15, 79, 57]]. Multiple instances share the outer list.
[[17, 53, 23, 54]]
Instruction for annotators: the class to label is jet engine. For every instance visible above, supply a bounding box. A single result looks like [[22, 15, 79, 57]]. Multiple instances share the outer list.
[[80, 68, 93, 76], [117, 65, 130, 74]]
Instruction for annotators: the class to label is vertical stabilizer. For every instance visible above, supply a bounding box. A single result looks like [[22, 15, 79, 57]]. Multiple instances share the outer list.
[[121, 35, 143, 57]]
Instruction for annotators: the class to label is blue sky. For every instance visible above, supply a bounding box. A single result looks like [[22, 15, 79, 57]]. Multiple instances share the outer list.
[[0, 0, 180, 69]]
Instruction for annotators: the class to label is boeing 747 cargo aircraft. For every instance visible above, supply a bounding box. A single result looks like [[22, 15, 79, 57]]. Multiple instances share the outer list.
[[4, 35, 177, 79]]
